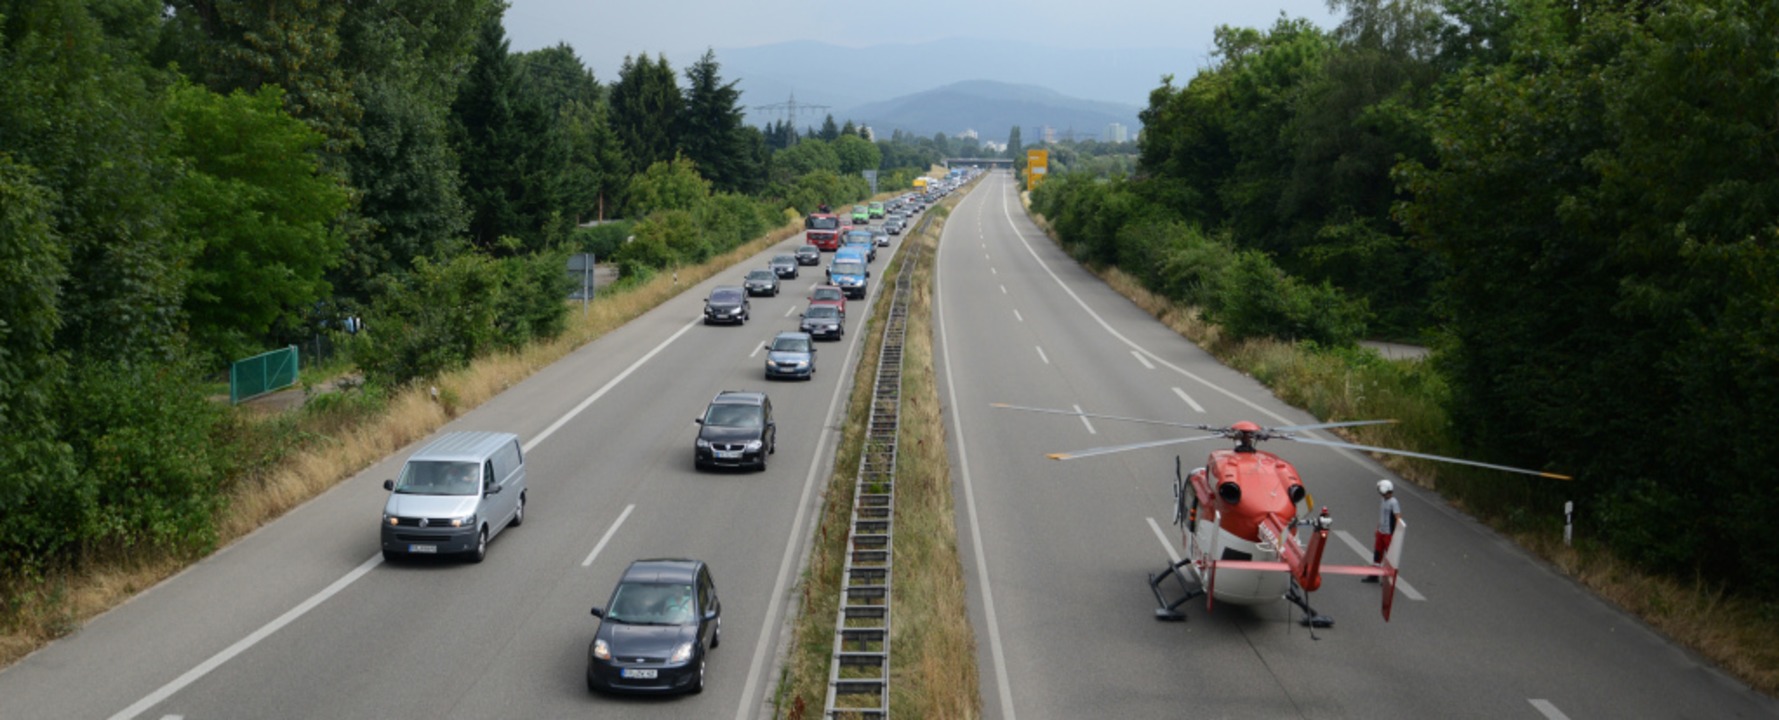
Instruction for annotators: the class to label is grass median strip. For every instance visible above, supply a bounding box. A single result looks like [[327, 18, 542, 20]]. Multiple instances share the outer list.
[[778, 200, 980, 720]]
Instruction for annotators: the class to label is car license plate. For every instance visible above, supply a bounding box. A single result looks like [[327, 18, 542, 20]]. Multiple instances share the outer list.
[[621, 668, 657, 679], [715, 450, 740, 459], [408, 544, 437, 554]]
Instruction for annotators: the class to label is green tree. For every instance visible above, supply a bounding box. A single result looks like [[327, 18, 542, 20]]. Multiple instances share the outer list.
[[164, 81, 350, 363], [610, 53, 681, 178], [627, 156, 712, 217], [833, 134, 882, 175], [450, 12, 569, 250], [679, 49, 761, 195], [818, 114, 840, 141]]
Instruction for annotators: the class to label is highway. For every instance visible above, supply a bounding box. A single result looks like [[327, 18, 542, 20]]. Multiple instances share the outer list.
[[936, 171, 1779, 719], [0, 212, 914, 719]]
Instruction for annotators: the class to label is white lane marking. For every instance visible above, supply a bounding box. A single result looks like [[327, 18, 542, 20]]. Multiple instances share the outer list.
[[159, 716, 183, 720], [1131, 350, 1155, 370], [581, 504, 635, 568], [999, 284, 1008, 294], [1147, 517, 1183, 564], [1073, 405, 1097, 435], [1035, 346, 1049, 365], [1172, 387, 1205, 413], [1013, 309, 1023, 323], [1529, 699, 1571, 720], [985, 253, 991, 260], [108, 555, 383, 720], [991, 267, 997, 275], [736, 275, 881, 720], [750, 342, 765, 358], [784, 306, 797, 317], [938, 180, 1018, 720], [528, 318, 701, 451], [1333, 530, 1425, 600]]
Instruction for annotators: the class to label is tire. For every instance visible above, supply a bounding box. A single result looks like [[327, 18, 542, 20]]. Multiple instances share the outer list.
[[689, 657, 705, 694], [382, 549, 400, 564], [468, 528, 487, 563], [510, 492, 525, 527], [711, 617, 721, 648]]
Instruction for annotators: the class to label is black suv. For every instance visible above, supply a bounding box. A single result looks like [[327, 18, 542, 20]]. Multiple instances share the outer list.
[[693, 391, 775, 471], [703, 286, 749, 325], [587, 558, 721, 695]]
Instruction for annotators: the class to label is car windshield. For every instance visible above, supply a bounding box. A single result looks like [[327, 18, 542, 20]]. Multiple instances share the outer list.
[[832, 261, 864, 275], [747, 270, 775, 281], [813, 289, 842, 301], [771, 336, 811, 352], [805, 306, 839, 319], [773, 255, 794, 265], [798, 247, 817, 254], [808, 216, 839, 230], [710, 289, 742, 303], [392, 460, 481, 496], [605, 582, 697, 626], [704, 403, 763, 428]]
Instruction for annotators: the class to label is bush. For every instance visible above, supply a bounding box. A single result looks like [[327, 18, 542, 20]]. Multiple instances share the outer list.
[[570, 220, 634, 261], [1211, 250, 1369, 346]]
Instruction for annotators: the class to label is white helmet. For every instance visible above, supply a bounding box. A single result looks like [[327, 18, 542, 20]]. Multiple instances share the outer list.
[[1376, 479, 1394, 496]]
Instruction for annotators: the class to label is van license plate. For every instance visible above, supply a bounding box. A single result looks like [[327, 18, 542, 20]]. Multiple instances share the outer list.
[[408, 544, 437, 554], [621, 668, 657, 679]]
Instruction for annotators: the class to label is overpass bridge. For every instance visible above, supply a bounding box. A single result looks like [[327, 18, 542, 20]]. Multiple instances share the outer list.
[[942, 157, 1015, 169]]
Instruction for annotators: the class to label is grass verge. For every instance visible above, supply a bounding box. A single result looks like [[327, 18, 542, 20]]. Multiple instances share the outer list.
[[1022, 202, 1779, 695], [0, 220, 805, 671], [777, 199, 979, 719]]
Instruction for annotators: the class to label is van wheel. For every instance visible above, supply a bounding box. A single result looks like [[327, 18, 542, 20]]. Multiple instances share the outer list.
[[468, 528, 487, 563], [510, 492, 525, 527], [382, 550, 400, 564]]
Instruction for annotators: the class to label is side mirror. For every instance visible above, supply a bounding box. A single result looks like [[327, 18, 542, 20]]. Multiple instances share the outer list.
[[694, 417, 704, 424], [798, 314, 806, 320], [704, 610, 718, 622], [383, 479, 395, 491], [485, 483, 502, 495], [590, 606, 604, 618]]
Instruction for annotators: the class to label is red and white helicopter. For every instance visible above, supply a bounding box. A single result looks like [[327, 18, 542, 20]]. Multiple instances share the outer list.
[[992, 406, 1571, 629]]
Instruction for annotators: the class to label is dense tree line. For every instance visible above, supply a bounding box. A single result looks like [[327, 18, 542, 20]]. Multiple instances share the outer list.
[[1032, 0, 1779, 595], [0, 0, 929, 591]]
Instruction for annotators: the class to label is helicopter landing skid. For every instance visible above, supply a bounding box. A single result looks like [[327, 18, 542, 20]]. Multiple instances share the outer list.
[[1148, 556, 1205, 621], [1285, 583, 1334, 628]]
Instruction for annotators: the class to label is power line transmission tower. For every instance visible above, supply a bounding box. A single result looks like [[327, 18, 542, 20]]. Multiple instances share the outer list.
[[751, 92, 831, 129]]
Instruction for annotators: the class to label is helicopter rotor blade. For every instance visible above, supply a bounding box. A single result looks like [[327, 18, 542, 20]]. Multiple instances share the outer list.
[[1281, 436, 1573, 480], [1045, 433, 1230, 461], [992, 403, 1224, 432], [1270, 419, 1399, 434]]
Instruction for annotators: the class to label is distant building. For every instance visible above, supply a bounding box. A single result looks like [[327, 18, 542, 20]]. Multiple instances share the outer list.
[[1105, 122, 1128, 143], [1042, 125, 1056, 144], [957, 128, 979, 141], [982, 141, 1007, 153]]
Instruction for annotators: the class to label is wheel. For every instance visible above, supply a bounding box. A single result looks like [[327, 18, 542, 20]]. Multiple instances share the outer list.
[[510, 492, 525, 527], [689, 657, 705, 694], [468, 528, 487, 563], [382, 549, 400, 563], [711, 616, 721, 648], [769, 429, 777, 455]]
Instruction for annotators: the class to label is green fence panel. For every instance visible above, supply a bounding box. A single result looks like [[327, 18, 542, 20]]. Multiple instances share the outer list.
[[230, 345, 300, 404]]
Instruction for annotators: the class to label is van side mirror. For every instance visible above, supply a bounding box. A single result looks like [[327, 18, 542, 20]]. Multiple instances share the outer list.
[[590, 606, 604, 618], [485, 483, 502, 495], [383, 479, 394, 491]]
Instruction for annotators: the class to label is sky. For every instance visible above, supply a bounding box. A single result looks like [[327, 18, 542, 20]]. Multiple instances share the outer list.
[[503, 0, 1344, 85]]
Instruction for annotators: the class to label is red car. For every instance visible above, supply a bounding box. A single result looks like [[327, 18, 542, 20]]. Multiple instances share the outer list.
[[808, 284, 847, 319], [805, 213, 842, 251]]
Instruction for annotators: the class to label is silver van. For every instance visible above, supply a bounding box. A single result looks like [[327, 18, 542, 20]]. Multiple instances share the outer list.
[[380, 431, 527, 563]]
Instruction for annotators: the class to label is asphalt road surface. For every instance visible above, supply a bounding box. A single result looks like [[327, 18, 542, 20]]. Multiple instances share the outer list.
[[0, 212, 917, 720], [936, 171, 1778, 719]]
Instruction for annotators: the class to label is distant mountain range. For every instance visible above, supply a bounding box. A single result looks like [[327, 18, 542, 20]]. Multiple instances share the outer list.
[[718, 38, 1178, 143], [841, 80, 1140, 144]]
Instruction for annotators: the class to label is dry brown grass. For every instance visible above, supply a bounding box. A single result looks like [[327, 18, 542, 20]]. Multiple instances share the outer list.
[[0, 219, 804, 671], [778, 198, 979, 719], [1023, 199, 1779, 697]]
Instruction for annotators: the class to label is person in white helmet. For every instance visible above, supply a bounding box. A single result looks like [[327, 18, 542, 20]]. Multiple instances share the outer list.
[[1363, 479, 1400, 583]]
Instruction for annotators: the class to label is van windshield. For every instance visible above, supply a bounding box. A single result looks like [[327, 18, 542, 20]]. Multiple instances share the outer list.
[[393, 461, 481, 495], [832, 261, 864, 276]]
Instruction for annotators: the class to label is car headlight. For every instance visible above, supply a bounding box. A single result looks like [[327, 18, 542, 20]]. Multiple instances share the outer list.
[[593, 638, 611, 660], [669, 641, 693, 664], [744, 440, 763, 452], [385, 514, 398, 526], [696, 439, 711, 449], [449, 514, 476, 528]]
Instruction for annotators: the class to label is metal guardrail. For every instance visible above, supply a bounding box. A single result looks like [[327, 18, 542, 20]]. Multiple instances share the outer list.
[[822, 211, 931, 719]]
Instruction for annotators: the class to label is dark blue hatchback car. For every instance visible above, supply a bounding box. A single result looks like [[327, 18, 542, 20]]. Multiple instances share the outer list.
[[588, 559, 722, 695]]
